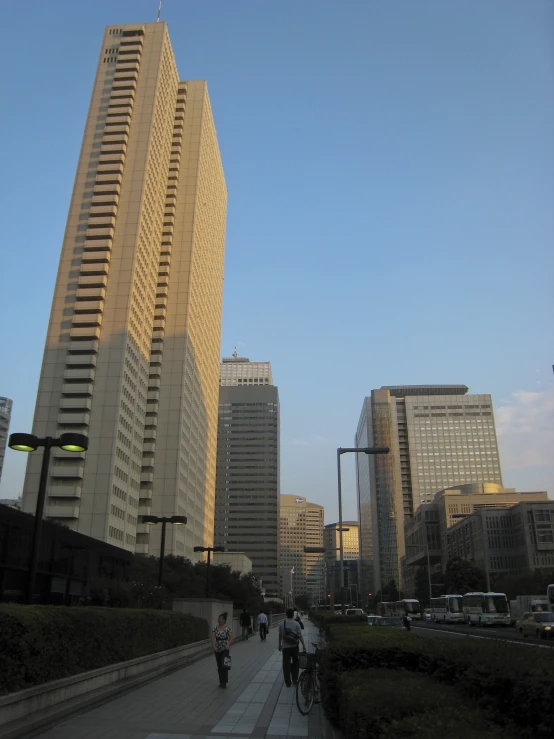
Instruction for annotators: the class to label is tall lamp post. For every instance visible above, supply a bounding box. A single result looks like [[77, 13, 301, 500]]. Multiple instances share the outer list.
[[337, 447, 389, 603], [194, 546, 225, 598], [8, 432, 89, 604], [141, 515, 188, 586]]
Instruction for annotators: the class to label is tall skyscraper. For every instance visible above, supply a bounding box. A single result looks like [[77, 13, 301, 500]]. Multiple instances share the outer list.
[[0, 397, 13, 485], [21, 22, 227, 559], [279, 495, 324, 604], [355, 385, 502, 593], [214, 357, 280, 595]]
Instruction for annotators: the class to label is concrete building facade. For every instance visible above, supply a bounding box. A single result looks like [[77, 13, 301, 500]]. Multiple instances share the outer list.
[[400, 483, 550, 595], [0, 397, 12, 486], [220, 354, 273, 386], [356, 385, 503, 594], [212, 551, 253, 576], [214, 382, 280, 595], [445, 500, 554, 579], [280, 494, 324, 604], [21, 22, 227, 559]]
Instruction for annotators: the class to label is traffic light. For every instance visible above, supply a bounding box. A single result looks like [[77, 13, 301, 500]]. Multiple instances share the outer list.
[[368, 592, 372, 597], [327, 593, 331, 599]]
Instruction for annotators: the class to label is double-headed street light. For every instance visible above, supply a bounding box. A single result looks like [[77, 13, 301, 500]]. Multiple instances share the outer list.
[[141, 515, 188, 586], [9, 432, 89, 603], [337, 447, 389, 601], [193, 546, 225, 598]]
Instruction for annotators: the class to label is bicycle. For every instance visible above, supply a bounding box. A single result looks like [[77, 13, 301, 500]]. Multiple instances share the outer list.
[[295, 642, 322, 715]]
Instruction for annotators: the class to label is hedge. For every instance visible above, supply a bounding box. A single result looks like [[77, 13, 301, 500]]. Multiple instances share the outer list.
[[337, 669, 515, 739], [0, 604, 209, 695], [320, 624, 553, 737]]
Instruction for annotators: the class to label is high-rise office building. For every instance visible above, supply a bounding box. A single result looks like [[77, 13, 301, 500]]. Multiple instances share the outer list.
[[280, 495, 324, 604], [219, 353, 273, 386], [22, 22, 227, 559], [355, 385, 502, 593], [214, 358, 280, 594], [0, 397, 13, 485], [323, 521, 360, 598]]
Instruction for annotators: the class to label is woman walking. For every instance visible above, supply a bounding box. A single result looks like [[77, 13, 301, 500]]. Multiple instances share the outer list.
[[212, 612, 233, 688]]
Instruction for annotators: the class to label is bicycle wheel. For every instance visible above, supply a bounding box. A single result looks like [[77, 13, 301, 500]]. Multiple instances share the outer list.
[[296, 671, 314, 715]]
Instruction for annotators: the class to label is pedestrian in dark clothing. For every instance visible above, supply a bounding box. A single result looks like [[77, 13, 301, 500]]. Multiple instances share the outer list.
[[212, 612, 233, 688], [278, 608, 305, 687], [240, 609, 251, 640], [403, 615, 411, 631]]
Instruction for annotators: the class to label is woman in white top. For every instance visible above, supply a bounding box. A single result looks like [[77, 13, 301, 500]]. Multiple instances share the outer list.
[[211, 612, 233, 688]]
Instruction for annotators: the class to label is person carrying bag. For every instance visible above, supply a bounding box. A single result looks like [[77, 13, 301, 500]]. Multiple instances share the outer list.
[[212, 612, 233, 688], [278, 607, 305, 687]]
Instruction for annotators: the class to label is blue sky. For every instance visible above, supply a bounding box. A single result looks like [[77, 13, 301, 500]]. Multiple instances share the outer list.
[[0, 0, 552, 521]]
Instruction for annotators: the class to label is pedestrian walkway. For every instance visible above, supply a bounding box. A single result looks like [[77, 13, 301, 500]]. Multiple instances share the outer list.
[[30, 619, 342, 739]]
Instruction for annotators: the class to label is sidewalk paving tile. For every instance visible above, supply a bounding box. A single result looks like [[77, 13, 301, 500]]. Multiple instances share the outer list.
[[28, 620, 338, 739]]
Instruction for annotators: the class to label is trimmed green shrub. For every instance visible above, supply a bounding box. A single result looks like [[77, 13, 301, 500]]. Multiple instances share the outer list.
[[320, 624, 553, 737], [337, 669, 516, 739], [0, 604, 208, 695]]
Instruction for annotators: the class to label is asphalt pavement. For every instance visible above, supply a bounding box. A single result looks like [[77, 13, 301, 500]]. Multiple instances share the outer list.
[[412, 621, 554, 649]]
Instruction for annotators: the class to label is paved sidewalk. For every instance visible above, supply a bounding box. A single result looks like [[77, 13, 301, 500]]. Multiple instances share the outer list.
[[30, 619, 342, 739]]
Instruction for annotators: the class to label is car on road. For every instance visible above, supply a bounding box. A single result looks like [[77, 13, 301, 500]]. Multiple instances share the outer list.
[[423, 608, 433, 622], [345, 608, 366, 617], [518, 612, 554, 639], [367, 616, 404, 628]]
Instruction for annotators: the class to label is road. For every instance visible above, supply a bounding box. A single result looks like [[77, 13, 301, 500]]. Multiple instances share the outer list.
[[411, 620, 554, 649]]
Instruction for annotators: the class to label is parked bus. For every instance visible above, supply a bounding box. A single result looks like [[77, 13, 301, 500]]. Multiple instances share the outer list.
[[462, 592, 510, 626], [430, 595, 464, 624], [376, 601, 396, 616], [394, 599, 421, 620], [547, 584, 554, 615]]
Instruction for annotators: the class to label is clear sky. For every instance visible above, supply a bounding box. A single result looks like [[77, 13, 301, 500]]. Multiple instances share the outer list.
[[0, 0, 552, 522]]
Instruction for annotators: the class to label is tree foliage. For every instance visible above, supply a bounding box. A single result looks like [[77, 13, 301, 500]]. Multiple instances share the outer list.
[[87, 554, 266, 611], [491, 569, 554, 601], [443, 558, 486, 595], [294, 594, 311, 612]]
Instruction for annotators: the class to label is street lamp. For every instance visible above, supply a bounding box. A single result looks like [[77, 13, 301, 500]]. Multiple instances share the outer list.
[[9, 432, 89, 603], [141, 515, 187, 586], [193, 546, 225, 598], [337, 447, 389, 601]]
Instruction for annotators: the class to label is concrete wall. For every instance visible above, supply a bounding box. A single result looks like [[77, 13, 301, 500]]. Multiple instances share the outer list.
[[172, 597, 233, 631]]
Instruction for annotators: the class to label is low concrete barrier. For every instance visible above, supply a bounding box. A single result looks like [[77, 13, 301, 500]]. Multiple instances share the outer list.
[[0, 637, 213, 739]]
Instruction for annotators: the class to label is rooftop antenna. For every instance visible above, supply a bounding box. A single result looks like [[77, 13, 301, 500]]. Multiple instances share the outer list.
[[233, 347, 238, 358], [157, 0, 162, 21]]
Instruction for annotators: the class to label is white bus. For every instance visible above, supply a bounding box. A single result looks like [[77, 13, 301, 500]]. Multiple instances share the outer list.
[[430, 595, 464, 624], [394, 599, 421, 620], [462, 592, 510, 626], [547, 584, 554, 615]]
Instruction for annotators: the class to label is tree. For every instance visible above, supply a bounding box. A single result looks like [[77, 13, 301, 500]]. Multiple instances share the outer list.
[[414, 566, 430, 606], [443, 557, 486, 595], [382, 579, 399, 602], [491, 569, 554, 601], [294, 594, 311, 612]]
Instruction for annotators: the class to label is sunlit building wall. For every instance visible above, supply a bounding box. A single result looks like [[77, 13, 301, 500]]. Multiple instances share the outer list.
[[22, 23, 227, 559]]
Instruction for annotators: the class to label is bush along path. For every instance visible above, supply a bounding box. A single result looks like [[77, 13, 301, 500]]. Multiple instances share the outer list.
[[315, 619, 553, 739], [0, 604, 208, 695]]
